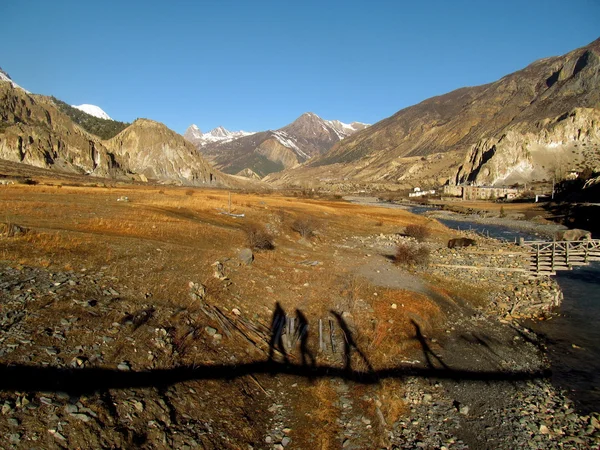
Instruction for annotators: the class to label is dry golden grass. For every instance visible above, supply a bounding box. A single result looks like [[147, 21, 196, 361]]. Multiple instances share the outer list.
[[0, 183, 452, 362]]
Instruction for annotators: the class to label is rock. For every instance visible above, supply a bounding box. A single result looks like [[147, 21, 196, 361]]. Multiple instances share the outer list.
[[459, 406, 470, 416], [0, 222, 28, 237], [9, 433, 21, 444], [391, 303, 397, 309], [239, 248, 254, 265], [231, 308, 241, 316], [539, 424, 550, 434], [212, 261, 228, 280], [265, 436, 272, 444], [205, 327, 217, 336], [281, 436, 291, 446], [65, 404, 78, 414], [7, 417, 19, 427], [189, 281, 206, 302], [117, 362, 131, 371]]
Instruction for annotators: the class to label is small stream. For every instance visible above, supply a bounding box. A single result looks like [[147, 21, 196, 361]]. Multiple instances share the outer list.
[[406, 205, 600, 413]]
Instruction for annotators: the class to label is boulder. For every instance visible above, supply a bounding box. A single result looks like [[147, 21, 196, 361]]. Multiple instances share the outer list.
[[555, 228, 592, 241], [447, 238, 476, 249], [238, 248, 254, 265]]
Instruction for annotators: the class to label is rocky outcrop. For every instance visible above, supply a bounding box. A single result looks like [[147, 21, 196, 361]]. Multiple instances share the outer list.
[[0, 82, 118, 176], [454, 108, 600, 185], [105, 119, 223, 185]]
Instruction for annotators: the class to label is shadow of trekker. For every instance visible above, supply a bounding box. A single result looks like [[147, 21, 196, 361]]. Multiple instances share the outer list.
[[331, 311, 374, 374], [295, 309, 316, 369], [411, 319, 449, 370], [268, 302, 289, 364]]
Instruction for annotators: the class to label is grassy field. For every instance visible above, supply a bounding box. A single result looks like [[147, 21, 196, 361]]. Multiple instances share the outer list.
[[0, 181, 467, 448]]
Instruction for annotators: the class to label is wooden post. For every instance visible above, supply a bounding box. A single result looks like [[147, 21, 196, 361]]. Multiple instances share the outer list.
[[329, 319, 336, 353], [565, 242, 570, 267], [585, 241, 589, 263], [536, 245, 540, 273], [228, 192, 232, 214], [551, 242, 555, 271], [319, 319, 323, 351]]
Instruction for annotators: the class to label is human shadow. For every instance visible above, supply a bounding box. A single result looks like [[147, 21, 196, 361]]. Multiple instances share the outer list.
[[412, 319, 450, 370], [331, 311, 374, 374], [268, 302, 289, 364], [295, 309, 315, 369]]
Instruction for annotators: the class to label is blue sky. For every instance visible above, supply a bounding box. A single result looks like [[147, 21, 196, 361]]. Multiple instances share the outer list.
[[1, 0, 599, 135]]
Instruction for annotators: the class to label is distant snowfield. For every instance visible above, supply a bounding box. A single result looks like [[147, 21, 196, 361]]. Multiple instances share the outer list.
[[72, 104, 112, 120]]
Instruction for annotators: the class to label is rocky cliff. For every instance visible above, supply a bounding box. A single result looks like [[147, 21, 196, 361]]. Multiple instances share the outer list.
[[0, 82, 118, 176]]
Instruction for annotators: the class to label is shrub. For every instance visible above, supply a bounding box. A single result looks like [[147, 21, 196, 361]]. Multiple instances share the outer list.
[[404, 224, 430, 242], [394, 242, 430, 266], [185, 189, 194, 196], [245, 223, 274, 250], [292, 218, 316, 239]]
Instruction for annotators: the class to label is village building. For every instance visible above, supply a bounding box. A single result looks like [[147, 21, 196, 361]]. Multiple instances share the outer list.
[[442, 184, 521, 200]]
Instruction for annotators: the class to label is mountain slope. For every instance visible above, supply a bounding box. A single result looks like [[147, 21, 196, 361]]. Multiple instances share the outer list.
[[106, 118, 224, 185], [280, 38, 600, 188], [52, 97, 129, 140], [0, 81, 229, 186], [193, 112, 368, 178]]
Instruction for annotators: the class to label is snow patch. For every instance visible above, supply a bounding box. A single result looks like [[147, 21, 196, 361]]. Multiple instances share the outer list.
[[0, 70, 30, 93], [72, 104, 112, 120]]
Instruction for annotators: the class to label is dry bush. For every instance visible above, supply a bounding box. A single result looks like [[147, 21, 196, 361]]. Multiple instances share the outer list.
[[404, 224, 430, 241], [394, 242, 430, 266], [291, 217, 316, 238], [244, 222, 275, 250], [185, 189, 194, 196]]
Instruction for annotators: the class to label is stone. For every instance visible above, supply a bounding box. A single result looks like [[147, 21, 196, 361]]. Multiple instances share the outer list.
[[239, 248, 254, 265], [7, 418, 19, 427], [205, 327, 217, 336], [281, 436, 291, 446], [265, 436, 272, 444], [459, 406, 470, 416], [117, 362, 131, 371]]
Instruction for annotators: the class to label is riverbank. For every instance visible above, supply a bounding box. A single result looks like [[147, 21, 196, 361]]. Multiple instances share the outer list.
[[348, 229, 599, 447]]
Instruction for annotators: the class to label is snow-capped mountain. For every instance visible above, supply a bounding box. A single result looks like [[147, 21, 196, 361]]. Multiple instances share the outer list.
[[191, 112, 369, 178], [0, 68, 29, 93], [183, 124, 255, 146], [326, 119, 370, 139], [72, 104, 112, 120]]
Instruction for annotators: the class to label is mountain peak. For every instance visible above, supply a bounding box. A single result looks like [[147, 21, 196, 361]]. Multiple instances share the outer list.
[[208, 126, 231, 138], [72, 104, 112, 120]]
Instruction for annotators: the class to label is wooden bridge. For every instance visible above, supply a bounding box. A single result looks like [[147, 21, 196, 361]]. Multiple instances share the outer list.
[[520, 239, 600, 276]]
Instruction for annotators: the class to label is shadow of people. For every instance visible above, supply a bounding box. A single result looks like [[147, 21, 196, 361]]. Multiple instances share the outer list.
[[411, 319, 449, 370], [331, 311, 374, 374], [295, 309, 315, 369], [268, 302, 289, 364]]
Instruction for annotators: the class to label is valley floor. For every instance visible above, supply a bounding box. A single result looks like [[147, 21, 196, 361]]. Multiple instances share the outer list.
[[0, 182, 598, 449]]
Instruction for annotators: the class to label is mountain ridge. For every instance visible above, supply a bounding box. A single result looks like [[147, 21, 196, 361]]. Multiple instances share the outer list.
[[187, 112, 368, 178]]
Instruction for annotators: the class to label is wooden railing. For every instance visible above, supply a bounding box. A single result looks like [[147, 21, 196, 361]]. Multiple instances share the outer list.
[[520, 239, 600, 275]]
